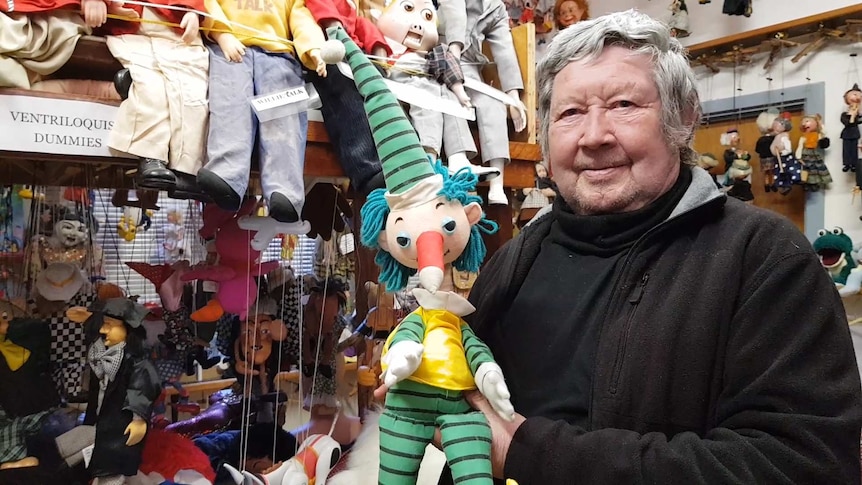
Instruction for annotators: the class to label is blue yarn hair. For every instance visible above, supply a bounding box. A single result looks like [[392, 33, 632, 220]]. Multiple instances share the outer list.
[[359, 159, 499, 291]]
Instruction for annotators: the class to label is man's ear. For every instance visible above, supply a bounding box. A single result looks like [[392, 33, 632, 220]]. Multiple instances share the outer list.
[[66, 306, 93, 324], [464, 202, 482, 226], [378, 230, 389, 252]]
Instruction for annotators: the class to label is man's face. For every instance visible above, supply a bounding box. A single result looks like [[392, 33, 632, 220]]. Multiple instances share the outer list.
[[547, 46, 682, 215]]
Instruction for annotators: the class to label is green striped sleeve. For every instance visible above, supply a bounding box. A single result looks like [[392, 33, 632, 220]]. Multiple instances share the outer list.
[[461, 322, 495, 374], [390, 311, 426, 346]]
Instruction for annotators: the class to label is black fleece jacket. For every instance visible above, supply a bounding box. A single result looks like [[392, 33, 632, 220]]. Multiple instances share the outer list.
[[465, 166, 862, 484]]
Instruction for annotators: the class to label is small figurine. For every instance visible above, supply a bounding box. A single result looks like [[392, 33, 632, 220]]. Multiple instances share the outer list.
[[754, 109, 779, 192], [796, 113, 831, 192], [840, 83, 861, 174], [667, 0, 689, 38], [726, 158, 754, 203], [720, 128, 742, 182]]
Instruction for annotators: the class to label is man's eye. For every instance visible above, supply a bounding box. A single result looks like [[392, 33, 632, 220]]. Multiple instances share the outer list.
[[559, 108, 580, 118], [615, 100, 635, 108]]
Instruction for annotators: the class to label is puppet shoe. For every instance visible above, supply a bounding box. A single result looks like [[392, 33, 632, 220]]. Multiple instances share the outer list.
[[137, 158, 177, 190], [268, 192, 300, 223], [169, 170, 213, 203], [197, 168, 242, 211], [487, 186, 509, 205], [113, 68, 132, 100]]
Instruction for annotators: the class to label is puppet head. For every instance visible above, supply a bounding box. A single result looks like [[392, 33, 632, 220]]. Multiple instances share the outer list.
[[376, 0, 439, 51], [325, 27, 498, 292], [68, 297, 149, 349], [238, 298, 287, 367], [845, 83, 861, 106], [53, 218, 88, 248], [554, 0, 589, 30], [755, 108, 779, 135], [813, 227, 856, 276], [697, 153, 719, 171], [773, 112, 792, 134], [800, 113, 823, 134], [0, 300, 26, 335], [720, 128, 740, 147]]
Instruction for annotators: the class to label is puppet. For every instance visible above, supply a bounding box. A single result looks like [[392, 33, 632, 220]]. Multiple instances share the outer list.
[[223, 433, 342, 485], [771, 112, 802, 195], [813, 227, 856, 289], [304, 0, 389, 196], [181, 200, 280, 321], [755, 109, 779, 192], [198, 0, 328, 222], [725, 158, 754, 203], [0, 301, 59, 469], [96, 0, 209, 197], [720, 128, 746, 186], [553, 0, 588, 30], [796, 113, 832, 191], [163, 210, 186, 263], [36, 216, 90, 269], [666, 0, 689, 38], [438, 0, 528, 205], [325, 27, 514, 483], [841, 83, 861, 175], [63, 298, 162, 485], [298, 276, 348, 412], [696, 153, 722, 189], [375, 0, 498, 181]]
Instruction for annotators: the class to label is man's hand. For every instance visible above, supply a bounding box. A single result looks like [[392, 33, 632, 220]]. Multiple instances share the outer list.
[[507, 90, 527, 133], [180, 12, 200, 44], [213, 32, 246, 62], [309, 49, 327, 77], [124, 419, 147, 446], [380, 341, 424, 389], [82, 0, 108, 28], [465, 390, 525, 478]]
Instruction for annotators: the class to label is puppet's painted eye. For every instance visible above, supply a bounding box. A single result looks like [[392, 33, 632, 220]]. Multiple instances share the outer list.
[[833, 227, 844, 235], [422, 9, 433, 20], [402, 1, 414, 11], [396, 231, 412, 248], [441, 217, 457, 235], [818, 229, 827, 236]]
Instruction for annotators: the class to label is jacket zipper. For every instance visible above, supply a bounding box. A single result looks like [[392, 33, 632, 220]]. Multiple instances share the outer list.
[[609, 273, 649, 394]]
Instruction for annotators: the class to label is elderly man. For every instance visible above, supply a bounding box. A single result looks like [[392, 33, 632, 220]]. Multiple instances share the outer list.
[[441, 9, 862, 484]]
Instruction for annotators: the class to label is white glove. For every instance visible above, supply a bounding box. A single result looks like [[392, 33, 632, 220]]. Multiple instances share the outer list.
[[382, 341, 424, 388], [474, 362, 515, 421]]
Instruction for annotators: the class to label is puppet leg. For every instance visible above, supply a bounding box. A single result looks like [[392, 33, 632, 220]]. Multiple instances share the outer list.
[[379, 381, 439, 484], [199, 44, 257, 211], [255, 51, 307, 223], [437, 411, 493, 484], [462, 65, 509, 203], [311, 69, 384, 196]]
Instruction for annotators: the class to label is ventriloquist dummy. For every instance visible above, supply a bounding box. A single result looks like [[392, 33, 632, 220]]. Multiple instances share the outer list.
[[375, 0, 490, 180], [795, 113, 831, 191], [97, 0, 210, 198], [63, 298, 161, 485], [198, 0, 328, 223], [304, 0, 389, 196], [438, 0, 528, 205], [755, 109, 779, 192], [771, 112, 803, 195], [841, 83, 861, 175], [326, 27, 514, 483], [0, 301, 59, 470]]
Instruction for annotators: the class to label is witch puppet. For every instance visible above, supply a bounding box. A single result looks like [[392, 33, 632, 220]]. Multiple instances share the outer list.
[[58, 298, 162, 485], [323, 27, 515, 484]]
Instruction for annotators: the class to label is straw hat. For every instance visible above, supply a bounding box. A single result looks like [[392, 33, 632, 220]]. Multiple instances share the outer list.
[[35, 262, 86, 302]]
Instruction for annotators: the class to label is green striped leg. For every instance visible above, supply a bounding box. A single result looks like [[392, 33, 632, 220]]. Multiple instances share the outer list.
[[378, 409, 436, 484], [438, 412, 493, 484]]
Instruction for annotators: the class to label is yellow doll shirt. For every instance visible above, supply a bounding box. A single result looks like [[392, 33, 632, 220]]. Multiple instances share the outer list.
[[204, 0, 324, 70]]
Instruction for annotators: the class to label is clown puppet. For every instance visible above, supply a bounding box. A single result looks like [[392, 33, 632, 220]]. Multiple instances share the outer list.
[[325, 26, 514, 484]]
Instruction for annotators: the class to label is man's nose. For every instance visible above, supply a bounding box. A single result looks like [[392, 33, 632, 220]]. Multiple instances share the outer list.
[[578, 108, 615, 148]]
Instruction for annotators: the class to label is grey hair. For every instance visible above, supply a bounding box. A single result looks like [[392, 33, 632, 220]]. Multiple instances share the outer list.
[[537, 9, 701, 166]]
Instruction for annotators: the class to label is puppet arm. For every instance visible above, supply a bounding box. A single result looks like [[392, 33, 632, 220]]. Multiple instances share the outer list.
[[182, 265, 237, 283], [288, 0, 328, 74], [381, 312, 425, 387], [123, 358, 162, 445], [462, 322, 514, 421], [202, 0, 245, 61], [436, 0, 466, 58], [81, 0, 109, 27], [795, 137, 804, 159], [179, 11, 201, 44]]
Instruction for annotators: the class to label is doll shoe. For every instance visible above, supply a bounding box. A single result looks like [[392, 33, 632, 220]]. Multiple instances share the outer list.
[[168, 170, 213, 203], [269, 192, 300, 223], [113, 68, 132, 101], [136, 158, 177, 190], [196, 168, 242, 211]]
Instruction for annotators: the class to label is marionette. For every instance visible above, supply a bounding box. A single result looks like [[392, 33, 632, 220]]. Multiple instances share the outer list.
[[755, 109, 779, 192], [303, 0, 389, 196], [437, 0, 528, 205], [0, 301, 60, 469], [666, 0, 689, 38], [553, 0, 588, 30], [725, 159, 754, 203], [841, 83, 861, 174], [36, 216, 90, 269], [223, 433, 342, 485], [374, 0, 497, 180], [325, 27, 514, 483], [163, 210, 186, 263], [720, 128, 743, 185], [796, 113, 832, 192], [197, 0, 329, 223], [722, 0, 751, 17], [696, 153, 722, 189], [771, 112, 803, 195], [63, 297, 162, 485], [94, 0, 209, 198]]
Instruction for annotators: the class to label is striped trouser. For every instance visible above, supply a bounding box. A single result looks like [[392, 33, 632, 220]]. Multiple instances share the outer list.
[[379, 380, 492, 484]]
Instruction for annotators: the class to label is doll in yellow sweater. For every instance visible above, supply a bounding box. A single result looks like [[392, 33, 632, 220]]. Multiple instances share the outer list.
[[199, 0, 328, 222]]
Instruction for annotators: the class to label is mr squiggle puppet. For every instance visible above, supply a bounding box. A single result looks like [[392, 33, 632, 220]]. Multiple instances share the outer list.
[[325, 27, 514, 484]]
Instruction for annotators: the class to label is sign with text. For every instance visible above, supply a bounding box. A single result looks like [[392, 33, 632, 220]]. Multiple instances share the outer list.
[[250, 83, 322, 122], [0, 93, 127, 158]]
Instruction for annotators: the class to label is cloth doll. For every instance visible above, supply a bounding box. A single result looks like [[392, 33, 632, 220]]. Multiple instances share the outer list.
[[0, 302, 60, 469], [813, 227, 857, 289], [796, 113, 832, 192], [325, 27, 514, 484], [304, 0, 389, 196], [438, 0, 528, 205], [771, 112, 803, 195], [841, 83, 861, 174], [94, 0, 209, 197], [63, 298, 162, 485], [666, 0, 689, 38], [755, 109, 779, 192], [374, 0, 491, 181], [198, 0, 329, 223]]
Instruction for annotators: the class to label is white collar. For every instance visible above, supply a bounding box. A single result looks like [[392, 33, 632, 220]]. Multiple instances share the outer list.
[[411, 288, 475, 317]]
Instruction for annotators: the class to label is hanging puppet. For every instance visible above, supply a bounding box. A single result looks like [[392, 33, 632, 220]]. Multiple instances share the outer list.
[[754, 109, 779, 192], [796, 113, 832, 192], [199, 0, 329, 223], [438, 0, 528, 205], [696, 153, 722, 189], [771, 112, 803, 195], [63, 298, 162, 485], [841, 83, 861, 175], [373, 0, 499, 181], [725, 158, 754, 203], [163, 210, 186, 263], [666, 0, 689, 38], [325, 26, 514, 483], [720, 128, 746, 186]]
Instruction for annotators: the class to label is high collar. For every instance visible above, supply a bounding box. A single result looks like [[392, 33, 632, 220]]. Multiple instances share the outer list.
[[412, 288, 476, 316]]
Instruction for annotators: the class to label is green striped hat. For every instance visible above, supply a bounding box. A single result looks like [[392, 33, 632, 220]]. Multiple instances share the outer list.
[[327, 26, 441, 208]]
